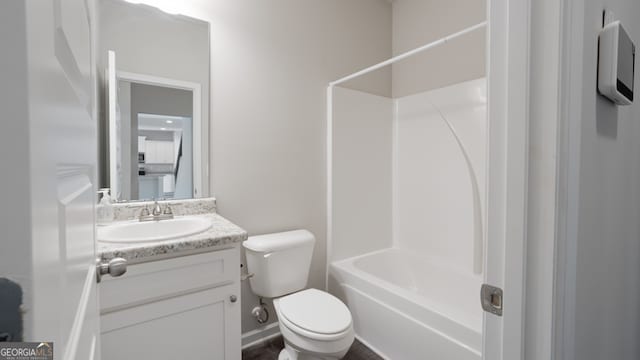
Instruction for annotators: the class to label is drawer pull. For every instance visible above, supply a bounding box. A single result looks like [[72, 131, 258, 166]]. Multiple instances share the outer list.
[[230, 295, 238, 303]]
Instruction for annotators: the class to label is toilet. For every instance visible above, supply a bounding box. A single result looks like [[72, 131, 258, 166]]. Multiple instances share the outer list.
[[243, 230, 354, 360]]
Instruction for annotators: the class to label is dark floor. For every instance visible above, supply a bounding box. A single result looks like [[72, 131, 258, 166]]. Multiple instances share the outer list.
[[242, 335, 383, 360]]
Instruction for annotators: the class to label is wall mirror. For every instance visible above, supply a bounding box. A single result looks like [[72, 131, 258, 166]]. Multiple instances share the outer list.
[[98, 0, 210, 201]]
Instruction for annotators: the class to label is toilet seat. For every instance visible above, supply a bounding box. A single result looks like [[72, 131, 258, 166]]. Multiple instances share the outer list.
[[274, 289, 355, 359], [275, 289, 353, 341]]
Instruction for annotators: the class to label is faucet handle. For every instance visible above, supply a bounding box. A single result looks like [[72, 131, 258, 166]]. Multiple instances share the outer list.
[[139, 206, 150, 217]]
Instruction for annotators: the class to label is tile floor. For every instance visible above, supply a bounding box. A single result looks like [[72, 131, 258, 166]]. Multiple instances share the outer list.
[[242, 336, 383, 360]]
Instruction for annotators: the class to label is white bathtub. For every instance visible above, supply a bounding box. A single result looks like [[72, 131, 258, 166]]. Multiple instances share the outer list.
[[330, 248, 483, 360]]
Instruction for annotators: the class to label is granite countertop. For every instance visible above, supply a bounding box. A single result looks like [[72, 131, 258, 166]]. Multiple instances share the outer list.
[[98, 198, 248, 264]]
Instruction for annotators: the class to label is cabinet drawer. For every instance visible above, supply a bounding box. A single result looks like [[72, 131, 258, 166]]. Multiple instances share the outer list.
[[100, 247, 239, 313]]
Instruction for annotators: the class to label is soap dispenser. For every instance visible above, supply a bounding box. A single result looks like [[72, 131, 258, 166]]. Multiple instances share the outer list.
[[97, 188, 115, 225]]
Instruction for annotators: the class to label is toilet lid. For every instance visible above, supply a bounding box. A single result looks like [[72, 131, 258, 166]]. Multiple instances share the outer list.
[[278, 289, 352, 335]]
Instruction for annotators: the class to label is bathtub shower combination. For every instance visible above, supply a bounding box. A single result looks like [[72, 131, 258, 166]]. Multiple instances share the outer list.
[[327, 23, 487, 360], [332, 249, 482, 359]]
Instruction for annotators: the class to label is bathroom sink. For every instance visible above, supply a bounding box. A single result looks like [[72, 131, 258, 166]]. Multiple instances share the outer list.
[[97, 217, 212, 243]]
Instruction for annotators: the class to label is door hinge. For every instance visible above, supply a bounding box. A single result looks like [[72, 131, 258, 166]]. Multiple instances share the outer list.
[[481, 284, 503, 316]]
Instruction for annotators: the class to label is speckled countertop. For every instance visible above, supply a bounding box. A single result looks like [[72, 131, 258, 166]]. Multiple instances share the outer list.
[[98, 198, 247, 264]]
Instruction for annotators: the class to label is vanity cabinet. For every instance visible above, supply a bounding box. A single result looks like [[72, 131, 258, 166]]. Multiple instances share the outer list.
[[144, 140, 175, 164], [99, 247, 241, 360]]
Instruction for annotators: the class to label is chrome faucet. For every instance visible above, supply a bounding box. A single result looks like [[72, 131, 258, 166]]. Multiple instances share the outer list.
[[139, 201, 174, 222], [152, 201, 162, 216]]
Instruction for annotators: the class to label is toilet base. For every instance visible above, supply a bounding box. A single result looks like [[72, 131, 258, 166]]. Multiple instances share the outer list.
[[278, 343, 344, 360], [278, 348, 290, 360]]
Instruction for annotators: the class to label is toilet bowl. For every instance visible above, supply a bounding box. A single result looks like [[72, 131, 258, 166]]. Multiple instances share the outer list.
[[274, 289, 354, 360], [242, 230, 355, 360]]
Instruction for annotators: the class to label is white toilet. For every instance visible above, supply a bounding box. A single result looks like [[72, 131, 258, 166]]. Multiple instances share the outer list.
[[243, 230, 355, 360]]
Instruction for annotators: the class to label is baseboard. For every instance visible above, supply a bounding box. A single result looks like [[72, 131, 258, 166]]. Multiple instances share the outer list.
[[241, 322, 281, 349]]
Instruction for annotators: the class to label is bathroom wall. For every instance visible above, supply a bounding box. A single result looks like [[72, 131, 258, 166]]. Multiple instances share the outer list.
[[391, 0, 486, 98], [130, 84, 193, 119], [119, 0, 394, 336], [206, 1, 392, 336], [331, 86, 393, 261], [394, 79, 487, 273], [562, 0, 640, 358]]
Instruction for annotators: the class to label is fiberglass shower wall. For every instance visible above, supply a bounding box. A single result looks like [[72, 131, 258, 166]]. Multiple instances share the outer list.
[[395, 78, 486, 274], [330, 78, 487, 275], [331, 87, 394, 261]]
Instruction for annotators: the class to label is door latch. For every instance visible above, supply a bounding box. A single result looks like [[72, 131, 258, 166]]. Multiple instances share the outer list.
[[481, 284, 503, 316]]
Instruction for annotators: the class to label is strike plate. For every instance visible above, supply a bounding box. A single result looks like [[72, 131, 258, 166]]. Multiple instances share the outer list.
[[481, 284, 503, 316]]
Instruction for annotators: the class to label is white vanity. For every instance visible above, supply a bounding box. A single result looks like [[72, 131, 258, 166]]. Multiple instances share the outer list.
[[96, 198, 247, 360]]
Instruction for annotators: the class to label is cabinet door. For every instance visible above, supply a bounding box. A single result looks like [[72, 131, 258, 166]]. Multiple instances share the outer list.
[[144, 140, 156, 163], [161, 141, 174, 163], [101, 283, 240, 360]]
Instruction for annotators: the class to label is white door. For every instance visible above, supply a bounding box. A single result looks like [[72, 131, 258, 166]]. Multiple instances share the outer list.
[[482, 0, 529, 358], [0, 1, 100, 359]]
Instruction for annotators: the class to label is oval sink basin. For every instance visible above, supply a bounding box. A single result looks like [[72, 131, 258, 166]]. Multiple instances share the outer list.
[[98, 217, 212, 243]]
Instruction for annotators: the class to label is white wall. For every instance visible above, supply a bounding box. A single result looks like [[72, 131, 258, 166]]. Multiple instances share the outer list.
[[331, 87, 393, 261], [562, 1, 640, 359], [209, 1, 392, 335], [391, 0, 486, 98], [395, 79, 486, 273]]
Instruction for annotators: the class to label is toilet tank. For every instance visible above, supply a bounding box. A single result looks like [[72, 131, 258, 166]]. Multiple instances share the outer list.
[[242, 230, 315, 298]]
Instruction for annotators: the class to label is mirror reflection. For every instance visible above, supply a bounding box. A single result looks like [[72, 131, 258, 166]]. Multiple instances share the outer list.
[[122, 83, 194, 200], [98, 0, 210, 201]]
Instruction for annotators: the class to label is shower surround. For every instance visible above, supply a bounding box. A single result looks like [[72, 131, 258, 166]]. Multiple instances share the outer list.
[[328, 78, 487, 359]]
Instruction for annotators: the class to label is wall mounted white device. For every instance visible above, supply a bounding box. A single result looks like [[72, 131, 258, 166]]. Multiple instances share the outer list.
[[598, 20, 635, 105]]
